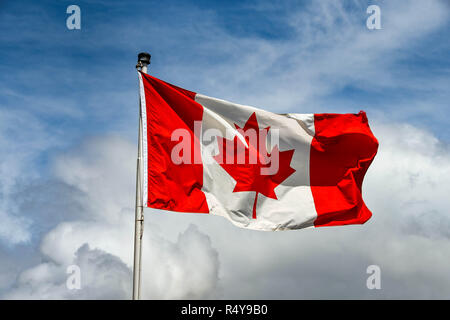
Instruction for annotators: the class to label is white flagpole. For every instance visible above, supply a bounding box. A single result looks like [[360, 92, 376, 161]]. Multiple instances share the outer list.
[[133, 52, 151, 300]]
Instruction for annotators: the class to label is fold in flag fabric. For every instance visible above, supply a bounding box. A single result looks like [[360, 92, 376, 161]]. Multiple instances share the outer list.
[[138, 72, 378, 231]]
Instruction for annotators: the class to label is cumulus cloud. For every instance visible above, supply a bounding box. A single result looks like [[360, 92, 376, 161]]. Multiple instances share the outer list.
[[3, 136, 219, 299], [5, 244, 131, 299], [3, 121, 450, 300], [0, 109, 60, 244], [207, 121, 450, 299]]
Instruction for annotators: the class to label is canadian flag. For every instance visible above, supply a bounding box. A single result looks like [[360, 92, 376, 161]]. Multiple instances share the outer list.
[[138, 72, 378, 231]]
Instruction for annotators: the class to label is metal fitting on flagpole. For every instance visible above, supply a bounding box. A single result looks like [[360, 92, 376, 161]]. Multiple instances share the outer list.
[[136, 52, 151, 73]]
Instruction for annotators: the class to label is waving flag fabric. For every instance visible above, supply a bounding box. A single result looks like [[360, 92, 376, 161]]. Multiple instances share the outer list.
[[138, 72, 378, 231]]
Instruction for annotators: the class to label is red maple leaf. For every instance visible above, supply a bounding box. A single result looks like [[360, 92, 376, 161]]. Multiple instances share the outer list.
[[213, 112, 296, 219]]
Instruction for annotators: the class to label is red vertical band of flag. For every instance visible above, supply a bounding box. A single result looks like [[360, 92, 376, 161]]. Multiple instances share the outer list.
[[140, 73, 209, 212], [310, 112, 378, 227]]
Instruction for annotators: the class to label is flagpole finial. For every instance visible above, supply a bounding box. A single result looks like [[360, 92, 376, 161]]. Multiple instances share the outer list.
[[136, 52, 151, 73]]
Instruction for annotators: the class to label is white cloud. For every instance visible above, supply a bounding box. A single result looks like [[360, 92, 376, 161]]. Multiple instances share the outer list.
[[4, 244, 131, 299], [3, 136, 220, 299], [155, 0, 448, 111], [3, 119, 450, 299], [0, 109, 60, 244]]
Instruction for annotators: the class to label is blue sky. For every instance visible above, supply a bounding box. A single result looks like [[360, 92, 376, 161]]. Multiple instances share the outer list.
[[0, 0, 450, 299]]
